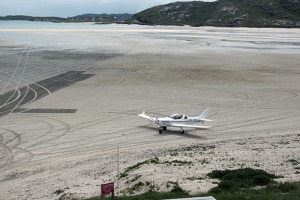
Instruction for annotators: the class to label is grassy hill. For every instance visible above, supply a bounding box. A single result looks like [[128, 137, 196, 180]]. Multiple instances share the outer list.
[[0, 13, 133, 24], [133, 0, 300, 27], [0, 15, 65, 22]]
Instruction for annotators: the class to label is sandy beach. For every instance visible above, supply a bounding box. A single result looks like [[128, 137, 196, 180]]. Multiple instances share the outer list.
[[0, 22, 300, 199]]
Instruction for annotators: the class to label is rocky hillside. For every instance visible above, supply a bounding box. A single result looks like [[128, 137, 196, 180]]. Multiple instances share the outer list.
[[133, 0, 300, 27]]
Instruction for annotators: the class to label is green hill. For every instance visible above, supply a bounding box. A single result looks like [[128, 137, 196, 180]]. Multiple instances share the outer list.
[[133, 0, 300, 27], [0, 15, 65, 22]]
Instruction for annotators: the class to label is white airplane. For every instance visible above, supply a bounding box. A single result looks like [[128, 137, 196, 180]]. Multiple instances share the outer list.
[[138, 109, 212, 134]]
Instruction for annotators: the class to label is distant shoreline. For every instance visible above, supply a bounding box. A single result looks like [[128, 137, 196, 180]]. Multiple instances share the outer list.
[[0, 14, 133, 24], [1, 19, 300, 30]]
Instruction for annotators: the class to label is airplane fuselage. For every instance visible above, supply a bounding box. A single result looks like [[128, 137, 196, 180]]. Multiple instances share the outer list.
[[156, 116, 204, 127]]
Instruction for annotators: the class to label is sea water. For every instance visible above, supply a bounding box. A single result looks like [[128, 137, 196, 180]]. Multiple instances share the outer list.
[[0, 20, 141, 49]]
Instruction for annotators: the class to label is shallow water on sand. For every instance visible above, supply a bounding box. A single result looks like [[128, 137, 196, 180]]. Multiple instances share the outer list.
[[1, 21, 300, 53]]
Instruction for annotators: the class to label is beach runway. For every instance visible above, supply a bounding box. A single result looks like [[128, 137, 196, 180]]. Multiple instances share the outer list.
[[0, 24, 300, 199]]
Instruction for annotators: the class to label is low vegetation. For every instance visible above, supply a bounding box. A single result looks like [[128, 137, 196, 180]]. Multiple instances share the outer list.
[[207, 182, 300, 200], [54, 189, 65, 195], [119, 157, 192, 178], [287, 159, 299, 166], [207, 168, 276, 190], [79, 168, 300, 200], [82, 182, 300, 200], [119, 157, 159, 178]]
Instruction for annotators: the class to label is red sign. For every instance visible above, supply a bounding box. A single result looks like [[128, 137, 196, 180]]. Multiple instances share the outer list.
[[101, 182, 114, 195]]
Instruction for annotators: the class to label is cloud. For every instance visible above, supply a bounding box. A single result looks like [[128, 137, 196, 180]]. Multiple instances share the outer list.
[[100, 0, 111, 3]]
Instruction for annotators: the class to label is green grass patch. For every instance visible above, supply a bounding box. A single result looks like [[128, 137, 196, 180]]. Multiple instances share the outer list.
[[288, 159, 299, 166], [186, 176, 205, 181], [54, 189, 64, 195], [82, 168, 300, 200], [85, 183, 189, 200], [119, 157, 159, 178], [119, 157, 192, 178], [127, 181, 145, 194], [82, 181, 300, 200], [163, 160, 193, 166], [208, 168, 276, 189], [206, 181, 300, 200]]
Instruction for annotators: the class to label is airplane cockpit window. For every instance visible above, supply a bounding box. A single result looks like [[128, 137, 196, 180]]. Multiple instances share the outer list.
[[169, 114, 183, 119]]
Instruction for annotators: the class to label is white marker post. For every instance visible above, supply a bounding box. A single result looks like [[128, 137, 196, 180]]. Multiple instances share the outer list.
[[117, 145, 120, 198]]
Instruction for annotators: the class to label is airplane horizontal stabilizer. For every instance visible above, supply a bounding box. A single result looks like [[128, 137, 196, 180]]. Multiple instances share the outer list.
[[138, 111, 156, 121], [201, 119, 213, 122]]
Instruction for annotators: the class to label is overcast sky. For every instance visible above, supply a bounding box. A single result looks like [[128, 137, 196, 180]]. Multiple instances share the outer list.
[[1, 0, 216, 17]]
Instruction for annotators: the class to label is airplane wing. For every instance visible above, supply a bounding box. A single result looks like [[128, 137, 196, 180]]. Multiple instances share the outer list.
[[138, 111, 156, 122], [171, 123, 211, 129]]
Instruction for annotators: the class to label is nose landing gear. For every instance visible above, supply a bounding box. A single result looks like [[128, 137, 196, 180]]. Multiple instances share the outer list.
[[158, 126, 167, 134]]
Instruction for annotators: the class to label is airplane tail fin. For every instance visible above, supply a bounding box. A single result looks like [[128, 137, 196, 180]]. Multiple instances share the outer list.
[[198, 109, 209, 119], [139, 111, 146, 116]]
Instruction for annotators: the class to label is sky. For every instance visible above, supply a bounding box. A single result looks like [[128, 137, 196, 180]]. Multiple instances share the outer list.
[[0, 0, 216, 17]]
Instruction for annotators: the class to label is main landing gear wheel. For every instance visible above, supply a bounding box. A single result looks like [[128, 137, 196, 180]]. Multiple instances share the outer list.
[[159, 130, 163, 134], [163, 126, 167, 131], [180, 130, 185, 134]]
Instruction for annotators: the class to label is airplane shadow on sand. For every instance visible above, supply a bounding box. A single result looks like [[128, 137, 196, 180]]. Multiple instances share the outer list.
[[137, 125, 207, 140]]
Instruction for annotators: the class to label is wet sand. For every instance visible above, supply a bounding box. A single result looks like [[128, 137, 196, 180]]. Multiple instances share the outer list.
[[0, 24, 300, 199]]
